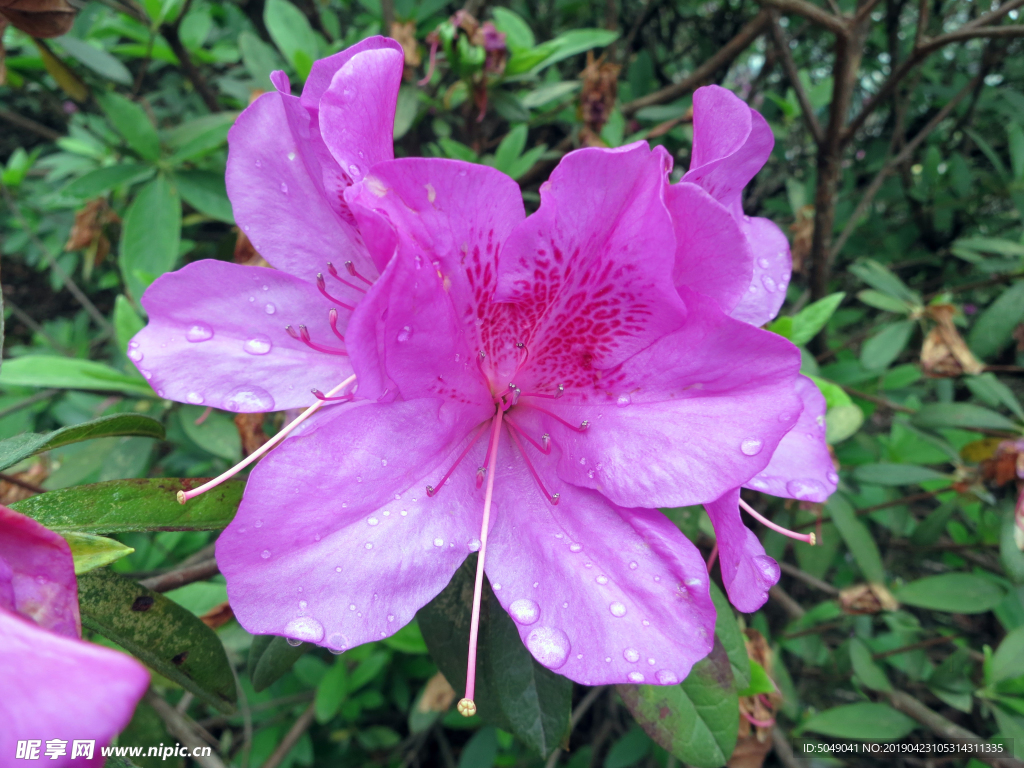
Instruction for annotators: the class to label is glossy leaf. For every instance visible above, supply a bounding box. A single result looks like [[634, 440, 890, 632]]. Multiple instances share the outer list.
[[10, 477, 243, 533], [849, 638, 892, 691], [895, 574, 1006, 614], [56, 35, 133, 84], [174, 170, 234, 223], [63, 531, 135, 575], [709, 581, 750, 689], [0, 356, 155, 398], [264, 0, 318, 78], [96, 92, 161, 160], [912, 403, 1018, 432], [249, 635, 312, 692], [0, 413, 164, 471], [860, 320, 915, 371], [78, 568, 236, 712], [852, 463, 949, 486], [798, 703, 916, 740], [120, 174, 182, 304], [968, 281, 1024, 360], [60, 163, 154, 199], [826, 495, 885, 584]]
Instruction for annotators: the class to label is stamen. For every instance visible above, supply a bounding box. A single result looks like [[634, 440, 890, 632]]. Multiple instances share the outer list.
[[344, 260, 375, 287], [311, 388, 353, 402], [519, 404, 589, 432], [504, 418, 551, 455], [519, 384, 565, 400], [418, 39, 438, 86], [738, 498, 816, 545], [326, 262, 367, 294], [741, 712, 776, 729], [705, 542, 718, 573], [194, 406, 213, 425], [476, 467, 486, 488], [328, 309, 345, 342], [177, 374, 356, 504], [286, 325, 348, 356], [515, 341, 530, 367], [316, 273, 356, 310], [461, 408, 504, 717], [426, 424, 488, 497], [506, 421, 560, 505]]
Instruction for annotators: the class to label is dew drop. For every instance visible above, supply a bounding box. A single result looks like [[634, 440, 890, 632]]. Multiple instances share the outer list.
[[595, 575, 609, 585], [142, 370, 153, 380], [609, 602, 626, 617], [642, 620, 650, 626], [509, 598, 540, 625], [365, 543, 373, 550], [579, 457, 586, 466], [244, 335, 273, 355], [224, 385, 275, 412], [186, 323, 214, 342], [261, 550, 270, 559], [563, 602, 569, 608], [367, 517, 379, 526], [761, 275, 777, 292], [656, 670, 679, 685], [400, 510, 408, 516], [740, 438, 763, 456], [284, 616, 324, 643], [628, 672, 645, 683], [629, 561, 638, 570], [786, 478, 825, 501], [298, 600, 307, 609], [654, 576, 661, 582], [758, 257, 770, 269], [685, 578, 703, 587], [280, 182, 288, 194], [569, 543, 583, 553], [254, 519, 263, 528], [128, 348, 144, 362], [433, 537, 444, 547], [749, 477, 769, 490], [264, 303, 276, 315], [335, 566, 342, 572], [754, 555, 780, 583], [396, 326, 413, 342], [387, 614, 394, 622], [287, 151, 296, 160], [349, 164, 360, 176], [349, 604, 356, 611], [493, 583, 501, 591], [468, 538, 481, 552], [623, 647, 640, 663], [616, 393, 631, 407], [525, 626, 570, 669], [748, 284, 758, 293], [255, 159, 262, 168], [383, 510, 390, 517], [287, 638, 302, 646], [381, 458, 387, 467], [186, 392, 204, 404], [356, 476, 362, 483], [826, 470, 839, 484]]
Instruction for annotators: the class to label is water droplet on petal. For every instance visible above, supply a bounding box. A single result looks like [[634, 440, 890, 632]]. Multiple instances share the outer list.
[[280, 182, 288, 193], [284, 616, 324, 643], [244, 335, 273, 355], [349, 604, 356, 611], [509, 599, 540, 625], [433, 537, 444, 547], [468, 538, 481, 552], [786, 478, 825, 501], [623, 648, 640, 663], [628, 672, 645, 683], [595, 575, 608, 585], [261, 550, 271, 559], [754, 555, 780, 584], [381, 458, 387, 467], [761, 275, 777, 292], [287, 151, 296, 161], [128, 348, 144, 362], [186, 323, 214, 342], [616, 393, 631, 407], [656, 670, 679, 685], [298, 600, 307, 609], [826, 470, 839, 484], [387, 614, 394, 622], [609, 602, 626, 617], [142, 370, 153, 380], [335, 566, 342, 572], [758, 257, 770, 269], [224, 385, 275, 412], [349, 164, 359, 176], [685, 578, 703, 587], [396, 326, 413, 342], [740, 438, 763, 456], [287, 637, 302, 646], [525, 626, 570, 669], [492, 583, 501, 591], [186, 392, 203, 404], [629, 561, 638, 570], [254, 519, 263, 528], [569, 543, 583, 553], [749, 284, 758, 293], [264, 303, 276, 315], [367, 517, 379, 526], [365, 543, 373, 549]]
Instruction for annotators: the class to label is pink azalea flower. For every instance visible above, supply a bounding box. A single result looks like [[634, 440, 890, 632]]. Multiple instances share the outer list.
[[129, 37, 404, 413], [211, 142, 805, 704], [0, 506, 148, 764], [669, 85, 836, 612]]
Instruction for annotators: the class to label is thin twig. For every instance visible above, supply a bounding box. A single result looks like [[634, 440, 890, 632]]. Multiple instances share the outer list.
[[545, 686, 608, 767], [772, 727, 802, 768], [796, 490, 940, 530], [262, 702, 317, 768], [144, 690, 228, 768], [0, 108, 63, 141], [756, 0, 849, 35], [779, 561, 839, 595], [162, 20, 221, 113], [0, 472, 46, 494], [140, 559, 219, 592], [3, 297, 74, 355], [769, 584, 806, 619], [768, 13, 824, 144], [872, 634, 960, 660], [0, 390, 60, 420], [842, 386, 916, 413]]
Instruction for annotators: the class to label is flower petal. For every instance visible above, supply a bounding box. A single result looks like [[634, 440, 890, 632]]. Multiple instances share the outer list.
[[226, 88, 370, 278], [0, 608, 149, 765], [216, 399, 489, 650], [133, 260, 355, 411], [746, 375, 837, 502], [705, 489, 780, 613], [683, 85, 774, 215], [729, 215, 792, 327], [538, 287, 802, 508], [666, 181, 753, 314], [300, 36, 402, 122], [318, 44, 405, 183], [0, 505, 79, 637], [485, 429, 715, 685]]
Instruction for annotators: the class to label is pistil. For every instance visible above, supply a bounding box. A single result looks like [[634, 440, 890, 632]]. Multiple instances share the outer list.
[[458, 407, 504, 718], [738, 498, 816, 545], [177, 374, 356, 504]]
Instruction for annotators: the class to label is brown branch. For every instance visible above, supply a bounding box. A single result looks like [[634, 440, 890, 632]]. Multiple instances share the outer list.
[[144, 690, 227, 768], [3, 296, 74, 355], [797, 490, 940, 530], [831, 71, 983, 258], [914, 0, 929, 47], [162, 23, 221, 113], [756, 0, 849, 36], [0, 390, 60, 420], [621, 9, 773, 115], [140, 559, 219, 592], [842, 385, 916, 413], [263, 702, 317, 768], [854, 0, 885, 23], [769, 13, 825, 144], [779, 560, 839, 594], [772, 727, 802, 768], [0, 472, 46, 494], [0, 108, 63, 142], [872, 634, 960, 659], [770, 584, 806, 618]]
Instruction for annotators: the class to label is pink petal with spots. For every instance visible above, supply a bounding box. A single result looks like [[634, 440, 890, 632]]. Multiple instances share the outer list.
[[0, 505, 79, 637], [730, 215, 792, 327], [746, 375, 837, 502], [132, 260, 359, 411], [216, 399, 489, 650], [0, 608, 149, 766], [704, 489, 780, 613]]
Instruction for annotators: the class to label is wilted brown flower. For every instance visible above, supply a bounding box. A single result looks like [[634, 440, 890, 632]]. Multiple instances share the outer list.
[[65, 198, 120, 273], [729, 630, 783, 768], [839, 582, 899, 614], [578, 51, 620, 144], [920, 303, 984, 377], [391, 19, 422, 70], [234, 412, 269, 457], [0, 0, 76, 85]]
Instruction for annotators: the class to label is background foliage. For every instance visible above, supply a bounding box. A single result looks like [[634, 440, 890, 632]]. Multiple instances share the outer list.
[[2, 0, 1024, 764]]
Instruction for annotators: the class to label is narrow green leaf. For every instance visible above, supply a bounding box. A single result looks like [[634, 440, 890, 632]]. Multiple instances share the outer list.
[[96, 92, 161, 160], [860, 320, 915, 371], [617, 639, 739, 768], [490, 7, 535, 51], [250, 635, 311, 691], [10, 477, 243, 533], [56, 35, 132, 84], [315, 658, 349, 723], [174, 170, 234, 223], [798, 703, 916, 740], [788, 292, 846, 346], [857, 289, 913, 313], [709, 581, 750, 689], [120, 174, 181, 302], [0, 356, 155, 398], [853, 463, 949, 486], [736, 660, 775, 697], [969, 281, 1024, 360], [826, 495, 885, 584], [895, 574, 1006, 614], [912, 403, 1018, 432], [493, 124, 528, 175], [0, 413, 164, 472], [78, 568, 236, 712], [63, 532, 135, 575], [60, 163, 154, 199], [264, 0, 318, 74], [239, 30, 287, 87], [849, 638, 892, 691], [849, 260, 921, 305]]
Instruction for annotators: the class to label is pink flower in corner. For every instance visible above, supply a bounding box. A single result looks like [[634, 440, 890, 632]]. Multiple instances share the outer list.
[[214, 143, 805, 702], [0, 506, 148, 765]]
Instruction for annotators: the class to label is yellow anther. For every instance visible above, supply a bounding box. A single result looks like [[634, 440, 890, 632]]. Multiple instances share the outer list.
[[457, 698, 476, 717], [808, 532, 817, 546]]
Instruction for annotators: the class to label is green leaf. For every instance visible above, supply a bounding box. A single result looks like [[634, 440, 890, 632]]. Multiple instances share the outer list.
[[736, 660, 776, 697], [618, 639, 739, 768], [249, 634, 311, 691], [179, 406, 241, 461], [78, 568, 236, 713], [965, 374, 1024, 420], [857, 289, 913, 313], [849, 260, 921, 305], [797, 703, 916, 740], [239, 30, 287, 88], [61, 164, 154, 200], [529, 29, 620, 73], [520, 81, 580, 109], [63, 532, 135, 574], [165, 112, 237, 164], [315, 657, 349, 723], [173, 170, 234, 223], [438, 137, 478, 162], [826, 495, 885, 583], [393, 86, 419, 140], [709, 581, 750, 689], [382, 619, 428, 654], [912, 403, 1018, 432], [788, 292, 846, 346], [969, 281, 1024, 360], [491, 7, 534, 51], [604, 726, 652, 768], [0, 413, 164, 472], [0, 356, 154, 398], [56, 35, 132, 85], [826, 404, 865, 444], [264, 0, 318, 76], [10, 478, 243, 533], [991, 626, 1024, 684], [853, 463, 949, 486], [349, 650, 390, 692], [860, 320, 915, 371], [493, 124, 528, 175], [120, 174, 181, 302], [895, 574, 1006, 614], [849, 638, 892, 691], [418, 556, 571, 758], [114, 295, 145, 356], [96, 92, 161, 161]]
